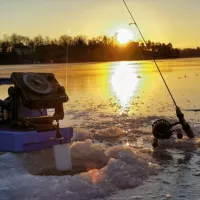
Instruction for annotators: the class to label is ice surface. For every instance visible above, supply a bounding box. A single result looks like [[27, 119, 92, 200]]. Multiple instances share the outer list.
[[0, 139, 160, 200], [108, 148, 200, 200], [1, 121, 199, 199], [0, 115, 200, 200], [1, 61, 200, 199], [157, 136, 200, 150]]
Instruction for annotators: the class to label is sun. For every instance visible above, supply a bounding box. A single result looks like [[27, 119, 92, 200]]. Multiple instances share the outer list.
[[116, 29, 134, 44]]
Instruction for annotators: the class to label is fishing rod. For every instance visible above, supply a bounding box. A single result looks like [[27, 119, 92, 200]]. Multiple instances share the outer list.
[[123, 0, 194, 147]]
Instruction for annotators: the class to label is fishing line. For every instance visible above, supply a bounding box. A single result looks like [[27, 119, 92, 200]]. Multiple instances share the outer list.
[[65, 28, 70, 89], [123, 0, 177, 108], [65, 28, 71, 145], [66, 28, 70, 64]]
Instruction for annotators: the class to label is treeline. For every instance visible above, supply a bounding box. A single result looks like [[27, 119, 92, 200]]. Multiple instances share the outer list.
[[0, 33, 181, 64], [179, 47, 200, 58]]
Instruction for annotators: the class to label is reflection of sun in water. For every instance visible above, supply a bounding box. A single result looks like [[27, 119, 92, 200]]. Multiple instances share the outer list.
[[116, 29, 134, 44], [111, 63, 139, 113]]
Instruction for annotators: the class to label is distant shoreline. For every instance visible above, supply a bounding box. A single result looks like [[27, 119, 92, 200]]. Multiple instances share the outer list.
[[0, 34, 180, 65], [1, 33, 200, 65], [1, 56, 200, 66]]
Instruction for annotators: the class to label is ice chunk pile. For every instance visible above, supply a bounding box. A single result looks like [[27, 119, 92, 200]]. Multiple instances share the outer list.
[[0, 139, 160, 200], [72, 129, 92, 141], [95, 127, 127, 139]]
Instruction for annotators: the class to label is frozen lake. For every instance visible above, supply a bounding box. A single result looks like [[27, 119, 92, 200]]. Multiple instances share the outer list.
[[0, 58, 200, 200]]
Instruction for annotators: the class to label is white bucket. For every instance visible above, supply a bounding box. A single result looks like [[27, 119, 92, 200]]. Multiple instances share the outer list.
[[53, 143, 72, 171]]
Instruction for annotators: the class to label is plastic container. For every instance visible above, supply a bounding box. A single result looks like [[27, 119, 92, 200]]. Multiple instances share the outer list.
[[53, 143, 72, 171]]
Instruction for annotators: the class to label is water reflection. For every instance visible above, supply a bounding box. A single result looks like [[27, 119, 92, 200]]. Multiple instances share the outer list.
[[110, 62, 140, 113], [1, 61, 200, 119]]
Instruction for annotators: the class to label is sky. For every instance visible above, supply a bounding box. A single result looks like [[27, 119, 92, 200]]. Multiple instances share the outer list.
[[0, 0, 200, 48]]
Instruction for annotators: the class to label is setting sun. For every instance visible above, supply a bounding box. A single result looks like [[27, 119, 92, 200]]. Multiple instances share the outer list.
[[116, 29, 134, 44]]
